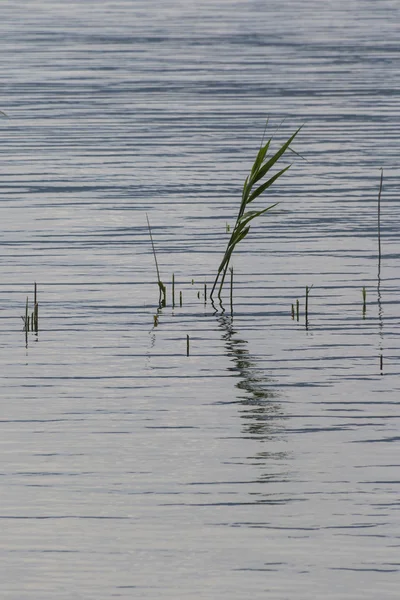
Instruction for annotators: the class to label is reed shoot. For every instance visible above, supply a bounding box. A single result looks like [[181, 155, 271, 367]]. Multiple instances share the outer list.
[[210, 123, 302, 301]]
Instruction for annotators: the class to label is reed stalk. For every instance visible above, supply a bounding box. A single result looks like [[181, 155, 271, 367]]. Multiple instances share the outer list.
[[146, 214, 166, 307], [378, 169, 383, 271], [377, 170, 384, 375], [362, 286, 367, 317], [305, 285, 313, 329], [25, 296, 29, 330], [229, 267, 234, 316], [33, 282, 38, 332]]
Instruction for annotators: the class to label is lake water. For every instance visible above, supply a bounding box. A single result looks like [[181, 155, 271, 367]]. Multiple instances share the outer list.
[[1, 1, 400, 598]]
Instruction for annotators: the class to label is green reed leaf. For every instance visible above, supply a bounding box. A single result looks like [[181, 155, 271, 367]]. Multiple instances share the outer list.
[[247, 166, 291, 203], [251, 126, 301, 185], [238, 203, 279, 229], [251, 140, 271, 177]]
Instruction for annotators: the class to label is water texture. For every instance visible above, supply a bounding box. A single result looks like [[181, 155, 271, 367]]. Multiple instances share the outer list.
[[0, 1, 399, 598]]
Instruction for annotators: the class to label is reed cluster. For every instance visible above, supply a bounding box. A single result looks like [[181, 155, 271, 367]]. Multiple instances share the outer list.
[[22, 283, 39, 333]]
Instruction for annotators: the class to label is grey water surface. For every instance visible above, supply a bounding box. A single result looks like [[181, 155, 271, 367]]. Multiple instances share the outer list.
[[1, 1, 400, 598]]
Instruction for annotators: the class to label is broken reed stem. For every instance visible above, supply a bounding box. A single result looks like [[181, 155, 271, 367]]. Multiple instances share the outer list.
[[291, 304, 295, 319], [296, 299, 299, 322], [204, 282, 207, 303], [186, 334, 190, 356], [172, 273, 175, 308], [180, 291, 182, 307]]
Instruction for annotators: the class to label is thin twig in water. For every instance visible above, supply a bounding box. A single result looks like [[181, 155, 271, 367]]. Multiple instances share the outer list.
[[378, 169, 383, 273]]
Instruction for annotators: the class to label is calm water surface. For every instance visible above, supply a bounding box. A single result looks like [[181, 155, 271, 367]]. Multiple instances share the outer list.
[[1, 1, 400, 598]]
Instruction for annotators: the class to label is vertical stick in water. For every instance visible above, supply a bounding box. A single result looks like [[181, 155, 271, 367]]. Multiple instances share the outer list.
[[172, 273, 175, 308], [180, 291, 182, 307], [229, 267, 234, 316], [204, 282, 207, 303], [34, 282, 39, 332], [377, 170, 384, 374], [291, 304, 295, 319], [186, 334, 190, 356], [305, 287, 309, 329], [378, 169, 383, 272], [362, 286, 367, 318], [296, 299, 299, 322], [305, 285, 312, 330], [25, 297, 29, 331]]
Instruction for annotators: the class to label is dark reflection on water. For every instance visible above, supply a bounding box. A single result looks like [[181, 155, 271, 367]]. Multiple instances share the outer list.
[[217, 314, 292, 505], [218, 314, 285, 441]]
